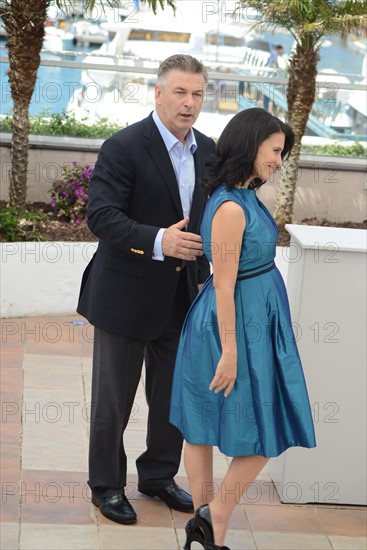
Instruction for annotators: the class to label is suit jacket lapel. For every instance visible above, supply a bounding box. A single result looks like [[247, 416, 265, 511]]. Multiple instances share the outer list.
[[144, 115, 183, 219], [189, 144, 205, 231]]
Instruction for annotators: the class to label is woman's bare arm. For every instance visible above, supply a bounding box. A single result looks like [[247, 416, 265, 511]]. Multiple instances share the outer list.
[[210, 200, 246, 397]]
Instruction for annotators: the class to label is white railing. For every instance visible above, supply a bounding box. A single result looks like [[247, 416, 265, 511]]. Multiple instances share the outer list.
[[0, 49, 366, 141]]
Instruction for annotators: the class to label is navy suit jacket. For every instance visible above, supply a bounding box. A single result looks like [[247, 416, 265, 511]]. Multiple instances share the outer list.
[[77, 113, 215, 339]]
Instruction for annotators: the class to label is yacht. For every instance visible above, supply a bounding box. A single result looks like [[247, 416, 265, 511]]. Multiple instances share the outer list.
[[65, 3, 366, 140], [66, 3, 252, 130]]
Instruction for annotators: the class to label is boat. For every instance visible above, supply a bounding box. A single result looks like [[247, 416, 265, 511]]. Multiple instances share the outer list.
[[43, 25, 75, 51], [64, 3, 366, 141], [65, 2, 253, 127]]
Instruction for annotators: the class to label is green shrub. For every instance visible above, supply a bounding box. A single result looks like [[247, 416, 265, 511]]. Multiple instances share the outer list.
[[301, 141, 366, 158], [0, 111, 122, 139], [0, 113, 365, 157], [0, 207, 49, 242]]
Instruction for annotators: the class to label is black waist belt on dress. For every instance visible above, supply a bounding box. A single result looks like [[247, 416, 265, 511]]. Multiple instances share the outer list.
[[237, 262, 276, 281]]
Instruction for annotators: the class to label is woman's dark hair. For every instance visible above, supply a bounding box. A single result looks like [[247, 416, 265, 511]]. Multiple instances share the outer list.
[[203, 108, 295, 196]]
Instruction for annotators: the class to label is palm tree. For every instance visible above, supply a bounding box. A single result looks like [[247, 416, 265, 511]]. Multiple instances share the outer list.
[[0, 0, 175, 208], [239, 0, 367, 229]]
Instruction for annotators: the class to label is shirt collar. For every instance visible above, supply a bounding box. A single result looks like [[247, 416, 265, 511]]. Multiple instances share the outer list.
[[152, 110, 197, 154]]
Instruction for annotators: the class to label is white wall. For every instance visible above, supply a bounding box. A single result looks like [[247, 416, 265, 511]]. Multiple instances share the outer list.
[[269, 226, 367, 505], [1, 243, 289, 318], [0, 242, 98, 318], [1, 135, 366, 222]]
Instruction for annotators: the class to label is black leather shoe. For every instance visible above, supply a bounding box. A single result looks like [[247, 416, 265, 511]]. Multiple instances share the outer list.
[[138, 481, 194, 512], [91, 492, 137, 525]]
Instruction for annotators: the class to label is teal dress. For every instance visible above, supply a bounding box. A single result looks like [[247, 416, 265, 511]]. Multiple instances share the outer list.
[[170, 184, 316, 457]]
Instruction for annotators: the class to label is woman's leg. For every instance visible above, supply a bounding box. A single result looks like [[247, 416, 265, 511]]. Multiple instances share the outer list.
[[209, 455, 269, 546], [184, 443, 214, 509]]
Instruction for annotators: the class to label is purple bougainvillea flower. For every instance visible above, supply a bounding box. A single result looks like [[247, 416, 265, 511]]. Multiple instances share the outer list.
[[49, 161, 91, 224]]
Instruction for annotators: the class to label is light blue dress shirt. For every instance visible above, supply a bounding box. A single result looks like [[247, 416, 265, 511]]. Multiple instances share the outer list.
[[152, 110, 197, 261]]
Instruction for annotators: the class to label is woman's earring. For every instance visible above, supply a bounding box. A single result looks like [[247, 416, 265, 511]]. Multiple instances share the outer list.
[[248, 177, 265, 190]]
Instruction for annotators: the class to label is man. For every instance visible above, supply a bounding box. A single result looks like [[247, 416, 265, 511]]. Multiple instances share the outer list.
[[77, 54, 215, 525], [263, 44, 284, 112]]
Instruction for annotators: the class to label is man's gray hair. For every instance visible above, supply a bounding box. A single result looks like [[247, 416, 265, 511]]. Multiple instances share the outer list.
[[157, 54, 208, 85]]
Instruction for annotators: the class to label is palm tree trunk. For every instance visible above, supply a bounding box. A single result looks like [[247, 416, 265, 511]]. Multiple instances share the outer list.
[[275, 44, 319, 230], [1, 0, 50, 208], [275, 141, 302, 230], [9, 103, 30, 207]]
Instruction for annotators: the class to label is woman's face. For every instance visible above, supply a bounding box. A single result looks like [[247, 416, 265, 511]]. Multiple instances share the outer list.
[[252, 132, 285, 182]]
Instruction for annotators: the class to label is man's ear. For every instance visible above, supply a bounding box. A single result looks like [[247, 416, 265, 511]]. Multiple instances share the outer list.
[[155, 84, 161, 104]]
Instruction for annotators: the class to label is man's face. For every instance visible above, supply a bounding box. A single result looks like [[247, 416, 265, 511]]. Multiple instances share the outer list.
[[155, 69, 206, 142]]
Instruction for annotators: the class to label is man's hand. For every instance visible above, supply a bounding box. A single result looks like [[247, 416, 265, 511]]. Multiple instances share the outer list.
[[162, 217, 204, 261]]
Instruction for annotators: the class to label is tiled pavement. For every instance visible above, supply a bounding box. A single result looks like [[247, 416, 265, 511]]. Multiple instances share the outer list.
[[1, 315, 366, 550]]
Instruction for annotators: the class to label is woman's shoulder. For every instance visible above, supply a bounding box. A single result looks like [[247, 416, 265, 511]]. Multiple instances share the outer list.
[[208, 184, 250, 208], [210, 184, 235, 201]]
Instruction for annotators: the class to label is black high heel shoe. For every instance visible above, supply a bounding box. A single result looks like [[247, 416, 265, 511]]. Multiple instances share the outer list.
[[184, 517, 204, 549], [205, 544, 231, 550], [192, 504, 231, 550], [194, 504, 214, 543]]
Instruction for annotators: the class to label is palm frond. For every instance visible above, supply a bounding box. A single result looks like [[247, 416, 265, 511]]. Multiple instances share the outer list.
[[335, 0, 367, 17], [240, 0, 367, 43], [139, 0, 176, 15], [54, 0, 118, 10], [54, 0, 176, 15]]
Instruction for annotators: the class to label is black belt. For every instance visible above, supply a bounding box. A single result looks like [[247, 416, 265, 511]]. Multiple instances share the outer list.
[[237, 262, 276, 281]]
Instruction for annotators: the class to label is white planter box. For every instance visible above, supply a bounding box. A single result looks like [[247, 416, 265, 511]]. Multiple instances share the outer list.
[[0, 241, 98, 318], [0, 243, 288, 318], [268, 225, 367, 505]]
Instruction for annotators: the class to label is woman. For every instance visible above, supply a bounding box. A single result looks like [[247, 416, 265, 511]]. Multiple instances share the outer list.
[[169, 108, 316, 550]]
